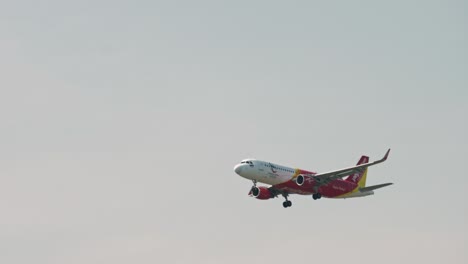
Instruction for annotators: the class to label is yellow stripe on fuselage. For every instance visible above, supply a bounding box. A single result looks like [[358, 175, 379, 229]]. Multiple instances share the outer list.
[[358, 169, 368, 188], [335, 169, 368, 198]]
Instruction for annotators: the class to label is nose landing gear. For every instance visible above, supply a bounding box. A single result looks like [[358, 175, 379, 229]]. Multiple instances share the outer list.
[[249, 180, 257, 192]]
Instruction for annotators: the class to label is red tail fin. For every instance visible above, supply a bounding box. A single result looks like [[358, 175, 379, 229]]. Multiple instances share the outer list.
[[356, 156, 369, 166], [346, 156, 369, 185]]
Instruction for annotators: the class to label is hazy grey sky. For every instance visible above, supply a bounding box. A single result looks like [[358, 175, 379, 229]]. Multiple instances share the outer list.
[[0, 1, 467, 263]]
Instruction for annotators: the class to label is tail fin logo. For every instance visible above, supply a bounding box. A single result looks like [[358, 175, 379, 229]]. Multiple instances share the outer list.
[[346, 155, 369, 184], [351, 172, 360, 182]]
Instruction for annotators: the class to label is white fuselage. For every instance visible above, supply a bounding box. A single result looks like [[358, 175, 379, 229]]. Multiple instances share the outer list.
[[234, 159, 296, 185]]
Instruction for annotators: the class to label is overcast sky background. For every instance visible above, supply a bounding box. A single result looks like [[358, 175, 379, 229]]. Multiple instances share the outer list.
[[0, 1, 467, 263]]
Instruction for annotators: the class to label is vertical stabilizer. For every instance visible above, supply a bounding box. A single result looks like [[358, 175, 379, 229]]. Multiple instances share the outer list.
[[346, 156, 369, 187]]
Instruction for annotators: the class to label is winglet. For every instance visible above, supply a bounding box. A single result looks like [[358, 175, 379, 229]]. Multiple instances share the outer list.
[[383, 148, 391, 161]]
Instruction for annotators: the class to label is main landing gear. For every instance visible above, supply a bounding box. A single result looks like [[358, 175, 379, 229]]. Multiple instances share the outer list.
[[312, 193, 322, 200], [282, 193, 292, 208]]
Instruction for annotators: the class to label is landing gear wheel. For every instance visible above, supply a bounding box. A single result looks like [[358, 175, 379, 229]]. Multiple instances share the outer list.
[[281, 193, 292, 208], [312, 193, 322, 200]]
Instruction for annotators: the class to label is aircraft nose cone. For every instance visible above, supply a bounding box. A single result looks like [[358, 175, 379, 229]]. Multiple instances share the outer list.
[[234, 164, 242, 174]]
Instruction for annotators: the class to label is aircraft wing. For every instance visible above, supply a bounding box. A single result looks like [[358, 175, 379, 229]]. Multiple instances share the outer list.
[[304, 149, 390, 185]]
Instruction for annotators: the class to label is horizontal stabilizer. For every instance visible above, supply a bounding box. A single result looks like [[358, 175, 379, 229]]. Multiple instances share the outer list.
[[359, 183, 393, 193]]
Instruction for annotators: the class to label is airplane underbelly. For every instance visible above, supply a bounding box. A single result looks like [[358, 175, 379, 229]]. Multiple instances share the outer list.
[[258, 171, 290, 185]]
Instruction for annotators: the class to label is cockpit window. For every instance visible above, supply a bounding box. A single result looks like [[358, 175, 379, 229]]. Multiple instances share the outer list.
[[241, 160, 254, 166]]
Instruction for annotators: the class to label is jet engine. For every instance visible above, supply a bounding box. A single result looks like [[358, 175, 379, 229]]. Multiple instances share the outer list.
[[296, 174, 305, 186], [250, 186, 274, 200], [296, 174, 315, 189]]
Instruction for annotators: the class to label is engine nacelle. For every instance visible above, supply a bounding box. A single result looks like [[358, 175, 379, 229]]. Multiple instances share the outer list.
[[250, 186, 274, 200], [296, 174, 305, 186], [296, 174, 315, 189]]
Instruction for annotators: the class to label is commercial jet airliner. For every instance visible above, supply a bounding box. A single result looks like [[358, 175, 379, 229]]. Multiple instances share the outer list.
[[233, 149, 392, 208]]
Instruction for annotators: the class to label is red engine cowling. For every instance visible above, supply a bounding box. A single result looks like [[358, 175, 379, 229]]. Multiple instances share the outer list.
[[250, 186, 274, 200], [296, 174, 315, 190]]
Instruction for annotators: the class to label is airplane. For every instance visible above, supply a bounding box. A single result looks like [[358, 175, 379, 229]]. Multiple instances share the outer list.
[[233, 149, 392, 208]]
